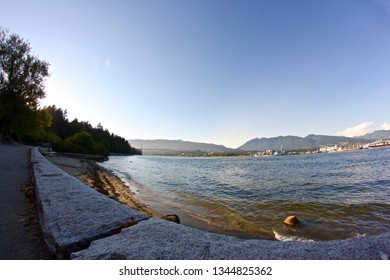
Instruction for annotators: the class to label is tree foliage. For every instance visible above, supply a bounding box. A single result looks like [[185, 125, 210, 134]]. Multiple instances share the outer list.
[[0, 27, 49, 138], [42, 105, 141, 156], [0, 28, 140, 156]]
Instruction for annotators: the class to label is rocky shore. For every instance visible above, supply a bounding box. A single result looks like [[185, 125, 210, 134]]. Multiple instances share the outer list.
[[46, 155, 161, 217], [32, 148, 390, 260]]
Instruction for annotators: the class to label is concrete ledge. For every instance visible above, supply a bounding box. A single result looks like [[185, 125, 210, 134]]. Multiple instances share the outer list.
[[72, 218, 390, 260], [31, 148, 147, 259]]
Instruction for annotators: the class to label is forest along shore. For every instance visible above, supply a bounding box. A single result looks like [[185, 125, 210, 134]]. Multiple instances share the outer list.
[[46, 154, 161, 218]]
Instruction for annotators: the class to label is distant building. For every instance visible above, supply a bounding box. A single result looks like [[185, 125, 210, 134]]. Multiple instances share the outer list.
[[319, 145, 340, 153]]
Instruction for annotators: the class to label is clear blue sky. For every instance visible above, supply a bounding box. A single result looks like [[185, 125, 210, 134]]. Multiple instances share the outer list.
[[3, 0, 390, 148]]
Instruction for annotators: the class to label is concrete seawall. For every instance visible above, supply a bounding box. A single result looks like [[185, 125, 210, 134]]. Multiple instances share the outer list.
[[31, 148, 390, 260]]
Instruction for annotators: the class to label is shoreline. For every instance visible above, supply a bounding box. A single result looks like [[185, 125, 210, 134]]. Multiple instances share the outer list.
[[46, 153, 266, 240], [31, 149, 390, 260], [31, 148, 390, 259], [46, 154, 161, 218], [46, 153, 389, 243]]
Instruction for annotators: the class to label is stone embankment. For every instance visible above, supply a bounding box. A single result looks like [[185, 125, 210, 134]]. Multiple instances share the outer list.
[[31, 148, 390, 260]]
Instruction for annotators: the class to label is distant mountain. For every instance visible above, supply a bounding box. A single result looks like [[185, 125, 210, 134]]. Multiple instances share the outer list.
[[129, 130, 390, 155], [238, 136, 313, 151], [238, 134, 367, 151], [304, 134, 366, 146], [360, 130, 390, 140], [128, 139, 241, 155]]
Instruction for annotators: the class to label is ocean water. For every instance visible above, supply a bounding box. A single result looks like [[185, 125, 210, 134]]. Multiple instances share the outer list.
[[100, 147, 390, 241]]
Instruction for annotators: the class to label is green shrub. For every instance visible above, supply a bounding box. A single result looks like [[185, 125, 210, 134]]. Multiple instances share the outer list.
[[63, 131, 108, 156]]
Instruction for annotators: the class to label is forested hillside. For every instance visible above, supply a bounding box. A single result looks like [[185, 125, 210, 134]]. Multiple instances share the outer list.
[[22, 105, 141, 156]]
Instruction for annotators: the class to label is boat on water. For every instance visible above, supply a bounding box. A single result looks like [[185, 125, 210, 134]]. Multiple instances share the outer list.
[[368, 139, 390, 149]]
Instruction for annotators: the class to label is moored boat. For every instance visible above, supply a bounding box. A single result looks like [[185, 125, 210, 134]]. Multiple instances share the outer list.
[[368, 139, 390, 148]]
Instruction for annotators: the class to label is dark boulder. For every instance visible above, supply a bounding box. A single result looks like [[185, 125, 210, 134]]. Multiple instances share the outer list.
[[161, 214, 181, 224]]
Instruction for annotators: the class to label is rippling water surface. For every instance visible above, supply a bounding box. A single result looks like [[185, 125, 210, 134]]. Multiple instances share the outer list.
[[101, 148, 390, 241]]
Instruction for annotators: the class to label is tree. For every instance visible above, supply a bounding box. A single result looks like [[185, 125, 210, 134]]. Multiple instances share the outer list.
[[41, 105, 142, 155], [65, 131, 96, 154], [0, 27, 49, 139], [63, 131, 109, 157]]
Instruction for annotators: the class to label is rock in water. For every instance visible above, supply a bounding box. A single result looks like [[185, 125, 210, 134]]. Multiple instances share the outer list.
[[161, 214, 181, 224], [284, 215, 300, 226]]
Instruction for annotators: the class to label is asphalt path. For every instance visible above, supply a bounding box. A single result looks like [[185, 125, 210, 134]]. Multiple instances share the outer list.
[[0, 144, 52, 259]]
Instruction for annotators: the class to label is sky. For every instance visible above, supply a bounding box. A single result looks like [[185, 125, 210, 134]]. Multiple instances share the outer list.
[[2, 0, 390, 148]]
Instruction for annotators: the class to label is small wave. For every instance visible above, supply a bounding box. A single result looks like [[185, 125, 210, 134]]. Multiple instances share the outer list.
[[352, 232, 367, 238], [109, 170, 140, 193], [179, 207, 212, 224], [273, 230, 315, 242]]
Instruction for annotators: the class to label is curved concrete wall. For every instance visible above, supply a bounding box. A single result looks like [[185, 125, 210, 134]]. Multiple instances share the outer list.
[[31, 148, 147, 259]]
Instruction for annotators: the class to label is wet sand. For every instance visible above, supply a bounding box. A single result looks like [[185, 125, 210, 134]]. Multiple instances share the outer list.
[[46, 154, 162, 218]]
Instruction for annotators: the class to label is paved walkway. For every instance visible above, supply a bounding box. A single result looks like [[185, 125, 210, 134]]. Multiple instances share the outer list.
[[0, 144, 51, 259]]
